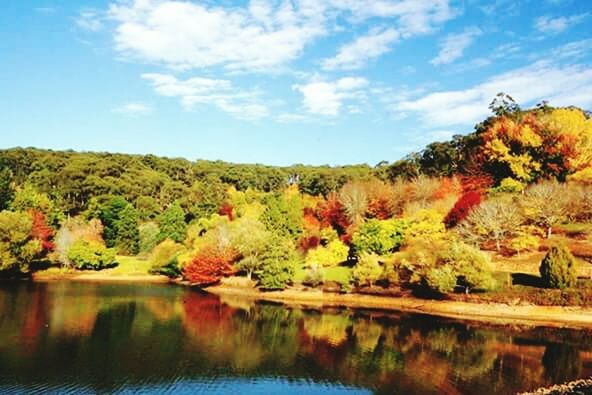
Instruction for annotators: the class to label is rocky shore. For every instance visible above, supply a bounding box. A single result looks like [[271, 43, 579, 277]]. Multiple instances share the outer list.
[[519, 378, 592, 394]]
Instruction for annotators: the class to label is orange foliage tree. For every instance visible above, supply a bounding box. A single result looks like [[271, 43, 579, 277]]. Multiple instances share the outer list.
[[30, 210, 55, 252], [183, 245, 237, 285]]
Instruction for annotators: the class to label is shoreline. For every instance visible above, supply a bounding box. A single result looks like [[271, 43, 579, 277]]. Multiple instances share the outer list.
[[22, 272, 592, 328], [205, 283, 592, 329]]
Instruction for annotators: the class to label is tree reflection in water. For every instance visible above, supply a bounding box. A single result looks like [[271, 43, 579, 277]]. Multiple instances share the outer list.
[[0, 282, 590, 395]]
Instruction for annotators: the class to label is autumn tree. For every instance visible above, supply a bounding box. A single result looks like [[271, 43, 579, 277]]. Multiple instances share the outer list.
[[183, 244, 236, 285], [444, 191, 482, 228], [0, 210, 42, 273], [521, 181, 568, 238], [457, 198, 523, 251], [230, 217, 271, 280], [339, 182, 368, 226]]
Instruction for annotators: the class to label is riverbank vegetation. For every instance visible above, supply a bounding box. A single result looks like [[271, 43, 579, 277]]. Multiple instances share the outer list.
[[2, 95, 592, 307]]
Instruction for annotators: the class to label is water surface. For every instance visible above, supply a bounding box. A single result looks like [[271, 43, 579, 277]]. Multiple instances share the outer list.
[[0, 282, 590, 394]]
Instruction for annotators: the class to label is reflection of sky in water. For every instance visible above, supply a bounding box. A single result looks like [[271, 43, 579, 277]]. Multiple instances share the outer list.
[[0, 281, 591, 395]]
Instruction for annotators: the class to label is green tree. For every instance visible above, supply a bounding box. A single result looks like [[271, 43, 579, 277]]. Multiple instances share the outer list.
[[0, 167, 13, 211], [158, 203, 187, 243], [67, 239, 116, 270], [139, 222, 160, 255], [540, 245, 578, 289], [0, 210, 42, 273], [261, 191, 303, 240], [352, 218, 408, 255], [230, 218, 271, 280], [255, 236, 300, 290], [98, 196, 130, 248], [114, 204, 140, 255], [135, 195, 161, 221]]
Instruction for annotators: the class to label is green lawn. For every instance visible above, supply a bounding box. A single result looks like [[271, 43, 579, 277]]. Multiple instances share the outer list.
[[108, 256, 152, 276], [295, 265, 352, 284]]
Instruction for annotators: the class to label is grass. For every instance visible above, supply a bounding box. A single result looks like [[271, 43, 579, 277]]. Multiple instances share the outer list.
[[294, 265, 352, 284], [107, 256, 152, 276]]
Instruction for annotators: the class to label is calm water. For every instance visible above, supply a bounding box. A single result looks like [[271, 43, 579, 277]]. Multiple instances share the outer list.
[[0, 282, 590, 395]]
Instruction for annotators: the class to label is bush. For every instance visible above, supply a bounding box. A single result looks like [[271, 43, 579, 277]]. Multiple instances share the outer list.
[[255, 237, 300, 290], [509, 233, 539, 256], [352, 218, 407, 255], [540, 245, 578, 289], [441, 242, 496, 293], [67, 239, 116, 270], [183, 244, 236, 285], [149, 239, 186, 276], [405, 209, 446, 242], [424, 265, 457, 294], [490, 177, 524, 194], [305, 239, 349, 268], [352, 253, 382, 287], [303, 265, 324, 287]]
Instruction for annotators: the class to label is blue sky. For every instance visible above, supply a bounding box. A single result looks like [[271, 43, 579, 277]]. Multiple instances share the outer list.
[[2, 0, 592, 166]]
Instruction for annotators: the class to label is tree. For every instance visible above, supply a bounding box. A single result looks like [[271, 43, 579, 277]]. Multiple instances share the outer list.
[[444, 191, 482, 228], [0, 167, 13, 211], [135, 195, 161, 221], [230, 218, 271, 280], [183, 244, 236, 285], [0, 210, 42, 273], [457, 198, 522, 251], [181, 178, 227, 222], [352, 218, 408, 255], [540, 245, 577, 289], [149, 238, 186, 276], [305, 239, 349, 269], [352, 253, 382, 287], [67, 239, 116, 270], [98, 196, 131, 248], [255, 236, 299, 290], [30, 210, 55, 252], [339, 182, 368, 226], [488, 92, 520, 117], [10, 184, 60, 225], [261, 191, 303, 241], [440, 241, 496, 293], [139, 222, 160, 255], [521, 181, 568, 238], [114, 204, 140, 255], [158, 202, 187, 243], [54, 217, 104, 268]]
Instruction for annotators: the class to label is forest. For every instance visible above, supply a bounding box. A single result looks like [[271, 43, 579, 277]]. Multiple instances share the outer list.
[[2, 94, 592, 302]]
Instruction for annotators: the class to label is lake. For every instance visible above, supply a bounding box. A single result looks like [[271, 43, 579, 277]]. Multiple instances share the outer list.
[[0, 282, 590, 394]]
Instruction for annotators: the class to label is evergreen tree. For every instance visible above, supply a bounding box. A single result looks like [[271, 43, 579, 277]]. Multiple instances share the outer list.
[[114, 204, 140, 255], [158, 203, 187, 243]]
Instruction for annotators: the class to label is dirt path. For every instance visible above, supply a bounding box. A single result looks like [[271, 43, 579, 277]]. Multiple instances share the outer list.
[[32, 272, 171, 283]]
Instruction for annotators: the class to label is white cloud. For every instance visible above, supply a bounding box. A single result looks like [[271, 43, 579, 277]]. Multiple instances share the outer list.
[[293, 77, 368, 116], [322, 28, 400, 70], [276, 113, 312, 123], [431, 27, 481, 65], [113, 102, 152, 115], [548, 39, 592, 59], [76, 9, 103, 32], [534, 14, 588, 34], [105, 0, 455, 72], [142, 73, 268, 120], [108, 0, 326, 71], [393, 61, 592, 126]]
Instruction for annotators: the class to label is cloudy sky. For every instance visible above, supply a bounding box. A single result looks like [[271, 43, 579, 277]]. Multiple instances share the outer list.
[[3, 0, 592, 165]]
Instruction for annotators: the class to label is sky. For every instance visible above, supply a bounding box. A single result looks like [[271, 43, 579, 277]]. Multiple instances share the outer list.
[[2, 0, 592, 166]]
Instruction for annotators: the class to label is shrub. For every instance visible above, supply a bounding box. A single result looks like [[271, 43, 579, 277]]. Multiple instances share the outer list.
[[149, 239, 186, 276], [352, 218, 408, 255], [424, 265, 457, 294], [352, 253, 382, 287], [303, 265, 324, 287], [509, 233, 539, 256], [255, 236, 300, 290], [444, 191, 482, 228], [183, 244, 236, 285], [540, 245, 578, 289], [440, 242, 496, 293], [490, 177, 524, 194], [67, 240, 116, 270], [305, 239, 349, 268], [405, 209, 446, 242]]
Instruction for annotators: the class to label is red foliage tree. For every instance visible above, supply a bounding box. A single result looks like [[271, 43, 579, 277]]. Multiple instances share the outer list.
[[444, 190, 482, 228], [183, 245, 236, 285], [30, 210, 55, 251], [218, 202, 234, 221], [316, 194, 350, 235], [367, 199, 392, 220]]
